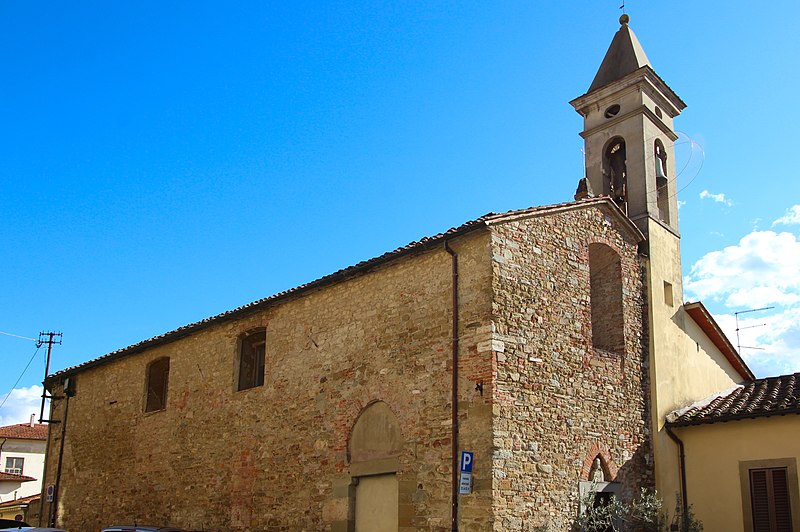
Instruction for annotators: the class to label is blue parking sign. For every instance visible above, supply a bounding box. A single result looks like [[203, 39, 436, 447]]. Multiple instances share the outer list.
[[460, 451, 473, 473]]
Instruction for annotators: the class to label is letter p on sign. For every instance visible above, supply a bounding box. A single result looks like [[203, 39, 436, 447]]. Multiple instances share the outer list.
[[460, 451, 473, 473]]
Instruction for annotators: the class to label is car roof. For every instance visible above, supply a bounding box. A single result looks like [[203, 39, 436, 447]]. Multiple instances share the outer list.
[[102, 527, 184, 532], [5, 528, 69, 532]]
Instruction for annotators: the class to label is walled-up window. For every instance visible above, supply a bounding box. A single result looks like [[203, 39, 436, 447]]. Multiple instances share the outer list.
[[237, 328, 266, 391], [145, 357, 170, 413], [589, 244, 624, 353], [604, 138, 627, 212], [654, 139, 670, 223]]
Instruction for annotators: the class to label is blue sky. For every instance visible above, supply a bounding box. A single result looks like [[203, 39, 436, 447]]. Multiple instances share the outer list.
[[2, 1, 799, 424]]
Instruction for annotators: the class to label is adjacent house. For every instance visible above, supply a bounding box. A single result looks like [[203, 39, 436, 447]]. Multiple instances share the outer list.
[[38, 15, 795, 532], [0, 416, 47, 523], [667, 372, 800, 531]]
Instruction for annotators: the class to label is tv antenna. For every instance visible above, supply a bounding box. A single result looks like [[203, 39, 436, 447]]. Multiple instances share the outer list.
[[735, 307, 773, 354]]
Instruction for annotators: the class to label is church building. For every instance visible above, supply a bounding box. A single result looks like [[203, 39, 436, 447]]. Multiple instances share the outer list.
[[39, 15, 792, 532]]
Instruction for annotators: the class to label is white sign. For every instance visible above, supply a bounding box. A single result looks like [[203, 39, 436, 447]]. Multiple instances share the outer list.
[[459, 472, 472, 495]]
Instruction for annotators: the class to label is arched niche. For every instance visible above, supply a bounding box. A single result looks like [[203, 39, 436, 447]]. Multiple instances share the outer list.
[[349, 401, 403, 470]]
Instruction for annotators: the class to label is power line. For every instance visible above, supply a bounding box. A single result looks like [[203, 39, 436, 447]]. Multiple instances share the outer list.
[[0, 345, 42, 413], [0, 331, 38, 342]]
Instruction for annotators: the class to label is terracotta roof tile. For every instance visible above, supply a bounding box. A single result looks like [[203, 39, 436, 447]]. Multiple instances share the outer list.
[[667, 372, 799, 427], [0, 423, 48, 440], [0, 494, 40, 508], [0, 471, 37, 482]]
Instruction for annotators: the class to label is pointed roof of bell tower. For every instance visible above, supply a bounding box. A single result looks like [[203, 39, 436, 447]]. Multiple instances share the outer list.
[[588, 14, 651, 93]]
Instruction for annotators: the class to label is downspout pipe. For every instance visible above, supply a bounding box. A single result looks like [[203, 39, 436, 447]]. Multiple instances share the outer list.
[[445, 241, 459, 532], [665, 425, 689, 525]]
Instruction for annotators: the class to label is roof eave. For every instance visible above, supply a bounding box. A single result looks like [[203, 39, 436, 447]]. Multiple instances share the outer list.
[[667, 408, 800, 428], [485, 196, 645, 244], [44, 218, 491, 384], [571, 66, 686, 117], [684, 301, 755, 381]]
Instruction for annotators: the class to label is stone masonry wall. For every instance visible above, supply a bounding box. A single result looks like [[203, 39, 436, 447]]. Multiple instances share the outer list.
[[43, 230, 496, 532], [489, 204, 653, 530]]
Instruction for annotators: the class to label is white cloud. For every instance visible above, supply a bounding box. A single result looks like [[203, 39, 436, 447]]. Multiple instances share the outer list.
[[685, 226, 800, 377], [699, 189, 733, 206], [685, 231, 800, 307], [773, 205, 800, 226], [0, 385, 44, 426]]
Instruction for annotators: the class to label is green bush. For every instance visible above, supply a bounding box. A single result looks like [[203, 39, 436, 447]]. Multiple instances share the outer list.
[[573, 488, 702, 532]]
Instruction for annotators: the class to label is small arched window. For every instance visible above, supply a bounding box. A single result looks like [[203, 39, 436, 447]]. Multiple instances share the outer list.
[[237, 328, 266, 391], [589, 244, 624, 353], [145, 357, 170, 413]]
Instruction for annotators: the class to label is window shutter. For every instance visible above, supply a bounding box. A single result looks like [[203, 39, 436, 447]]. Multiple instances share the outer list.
[[772, 468, 793, 532], [750, 467, 794, 532], [751, 469, 771, 532]]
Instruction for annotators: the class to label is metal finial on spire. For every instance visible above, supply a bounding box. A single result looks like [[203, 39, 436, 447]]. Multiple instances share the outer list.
[[619, 1, 629, 25]]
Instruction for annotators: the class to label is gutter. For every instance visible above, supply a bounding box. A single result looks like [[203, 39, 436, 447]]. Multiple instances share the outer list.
[[665, 426, 689, 525], [444, 241, 460, 532]]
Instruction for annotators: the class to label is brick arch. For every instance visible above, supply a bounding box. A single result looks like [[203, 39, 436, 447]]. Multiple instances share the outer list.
[[587, 236, 623, 255], [580, 442, 618, 480]]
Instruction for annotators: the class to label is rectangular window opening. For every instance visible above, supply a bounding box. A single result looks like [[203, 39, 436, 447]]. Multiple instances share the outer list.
[[4, 457, 24, 475], [238, 329, 267, 391], [663, 281, 674, 307]]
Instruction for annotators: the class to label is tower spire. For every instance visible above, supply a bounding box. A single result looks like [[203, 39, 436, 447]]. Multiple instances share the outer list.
[[570, 17, 686, 238], [588, 14, 650, 93]]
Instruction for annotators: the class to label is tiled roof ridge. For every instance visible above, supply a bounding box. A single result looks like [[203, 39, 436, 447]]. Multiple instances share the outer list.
[[0, 471, 37, 482], [667, 372, 799, 427], [0, 422, 48, 440], [45, 197, 620, 383], [0, 493, 40, 507]]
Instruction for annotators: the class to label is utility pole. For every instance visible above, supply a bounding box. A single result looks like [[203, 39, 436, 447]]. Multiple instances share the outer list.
[[38, 332, 62, 423]]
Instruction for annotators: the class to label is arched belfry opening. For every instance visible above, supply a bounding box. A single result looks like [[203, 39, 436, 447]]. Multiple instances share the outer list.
[[654, 139, 670, 223], [603, 137, 628, 212], [349, 401, 402, 532]]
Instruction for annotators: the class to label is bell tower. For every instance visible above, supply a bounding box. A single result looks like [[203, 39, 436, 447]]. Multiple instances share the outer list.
[[570, 14, 686, 238]]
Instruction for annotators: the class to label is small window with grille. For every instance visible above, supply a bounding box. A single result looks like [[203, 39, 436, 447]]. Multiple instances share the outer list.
[[4, 457, 23, 475]]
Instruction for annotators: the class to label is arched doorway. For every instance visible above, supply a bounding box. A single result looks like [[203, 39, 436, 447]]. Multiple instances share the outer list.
[[349, 401, 402, 532]]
